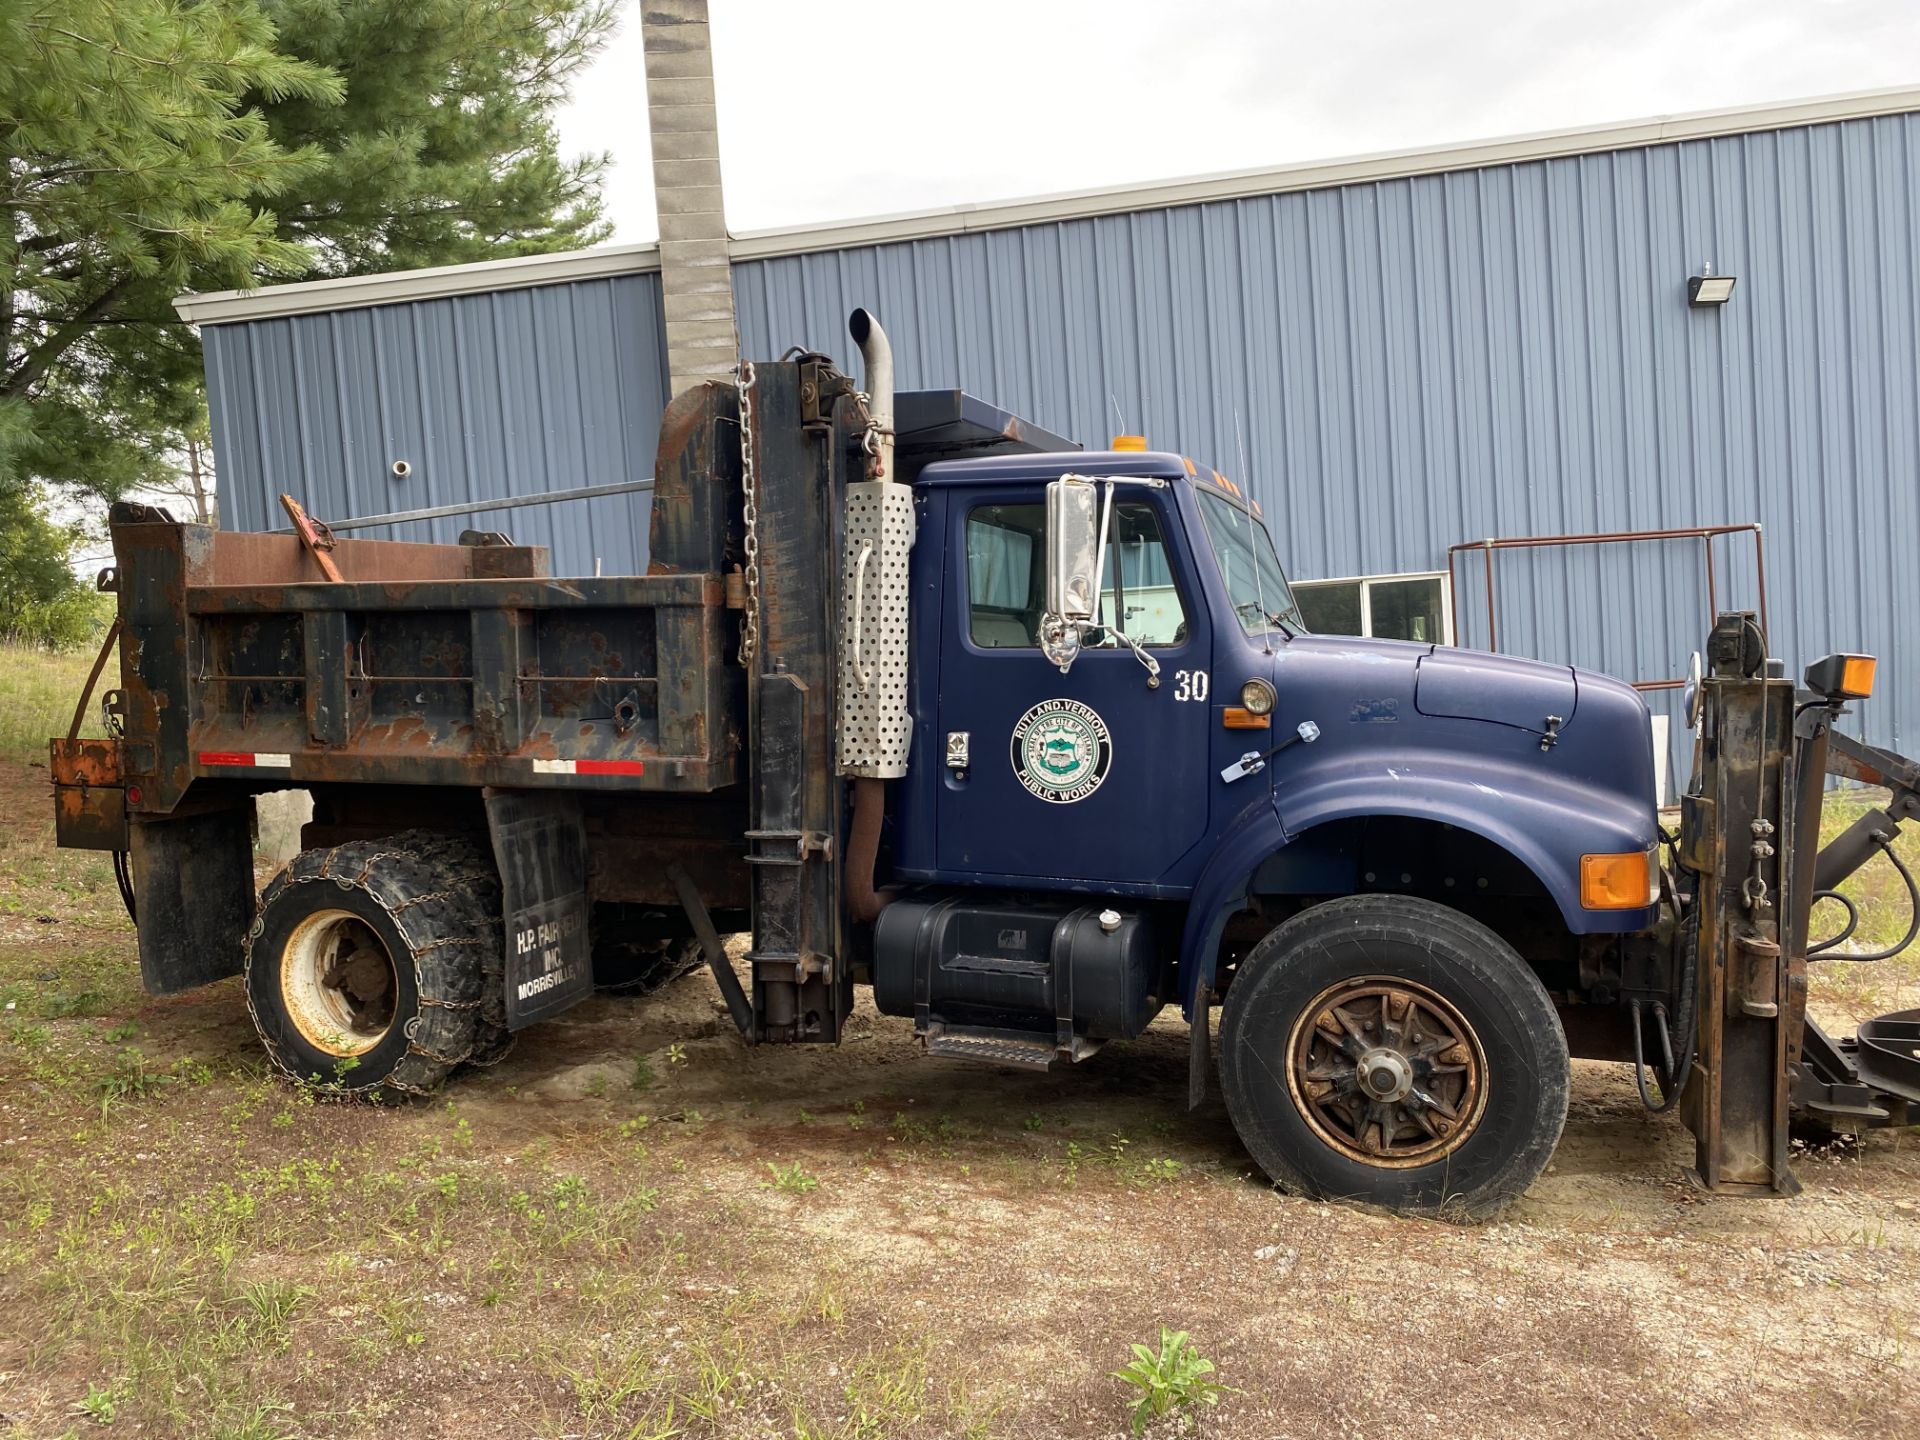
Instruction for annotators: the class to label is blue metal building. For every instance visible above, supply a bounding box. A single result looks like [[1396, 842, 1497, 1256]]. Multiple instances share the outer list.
[[177, 89, 1920, 772]]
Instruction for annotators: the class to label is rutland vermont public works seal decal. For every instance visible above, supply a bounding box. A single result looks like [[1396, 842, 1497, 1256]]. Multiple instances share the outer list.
[[1010, 698, 1113, 803]]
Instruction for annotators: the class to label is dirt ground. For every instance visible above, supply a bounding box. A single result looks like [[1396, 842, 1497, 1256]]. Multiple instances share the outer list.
[[2, 753, 1917, 1440]]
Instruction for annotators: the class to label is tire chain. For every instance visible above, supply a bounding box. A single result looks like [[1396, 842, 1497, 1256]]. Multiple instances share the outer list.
[[245, 830, 506, 1099]]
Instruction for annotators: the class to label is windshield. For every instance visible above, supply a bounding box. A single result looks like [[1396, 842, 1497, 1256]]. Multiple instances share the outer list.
[[1194, 492, 1301, 635]]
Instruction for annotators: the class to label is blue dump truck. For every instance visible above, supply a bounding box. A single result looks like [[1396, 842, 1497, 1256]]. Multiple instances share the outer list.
[[51, 309, 1920, 1219]]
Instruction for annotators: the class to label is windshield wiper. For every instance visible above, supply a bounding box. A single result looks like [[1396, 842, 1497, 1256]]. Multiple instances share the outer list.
[[1236, 599, 1301, 637]]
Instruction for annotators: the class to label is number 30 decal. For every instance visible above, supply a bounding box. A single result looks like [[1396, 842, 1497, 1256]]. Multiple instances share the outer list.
[[1173, 669, 1209, 702]]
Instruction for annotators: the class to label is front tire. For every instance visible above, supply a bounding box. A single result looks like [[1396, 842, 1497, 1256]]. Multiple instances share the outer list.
[[1219, 894, 1569, 1221], [245, 833, 500, 1096]]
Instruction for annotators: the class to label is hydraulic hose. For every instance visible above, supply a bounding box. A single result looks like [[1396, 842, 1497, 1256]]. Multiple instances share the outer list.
[[1809, 837, 1920, 963], [1633, 877, 1698, 1114]]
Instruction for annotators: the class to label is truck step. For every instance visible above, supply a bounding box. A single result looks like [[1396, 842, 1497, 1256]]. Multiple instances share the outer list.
[[922, 1023, 1101, 1070]]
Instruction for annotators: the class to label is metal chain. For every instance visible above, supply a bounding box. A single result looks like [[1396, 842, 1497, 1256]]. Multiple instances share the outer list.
[[736, 360, 761, 666], [851, 389, 886, 479]]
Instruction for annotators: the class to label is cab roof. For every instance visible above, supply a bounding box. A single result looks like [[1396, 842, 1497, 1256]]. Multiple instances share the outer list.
[[916, 447, 1263, 516]]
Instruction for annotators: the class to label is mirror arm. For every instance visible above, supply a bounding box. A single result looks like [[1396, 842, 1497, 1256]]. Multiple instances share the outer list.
[[1089, 479, 1118, 606], [1110, 625, 1161, 688]]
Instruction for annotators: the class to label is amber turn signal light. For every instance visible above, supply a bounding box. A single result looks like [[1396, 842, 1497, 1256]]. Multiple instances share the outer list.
[[1222, 707, 1271, 729], [1580, 848, 1659, 909], [1804, 652, 1876, 700]]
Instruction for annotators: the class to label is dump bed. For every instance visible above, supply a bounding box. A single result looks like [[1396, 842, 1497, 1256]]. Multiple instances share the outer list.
[[102, 512, 735, 816]]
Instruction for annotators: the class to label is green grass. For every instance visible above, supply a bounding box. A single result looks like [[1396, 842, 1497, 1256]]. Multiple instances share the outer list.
[[0, 639, 97, 762], [1809, 789, 1920, 1022]]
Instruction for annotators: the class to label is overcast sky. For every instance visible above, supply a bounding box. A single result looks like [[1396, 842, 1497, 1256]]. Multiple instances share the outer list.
[[556, 0, 1918, 243]]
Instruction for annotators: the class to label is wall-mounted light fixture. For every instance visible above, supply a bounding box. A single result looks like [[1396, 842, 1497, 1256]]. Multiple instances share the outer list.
[[1688, 267, 1736, 307]]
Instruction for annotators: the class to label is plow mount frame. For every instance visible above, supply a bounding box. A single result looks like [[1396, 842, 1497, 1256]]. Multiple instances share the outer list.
[[1682, 612, 1920, 1195]]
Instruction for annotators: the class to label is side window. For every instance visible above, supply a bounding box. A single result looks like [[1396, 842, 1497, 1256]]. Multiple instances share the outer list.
[[1293, 572, 1451, 643], [967, 504, 1044, 648], [964, 500, 1189, 650], [1095, 504, 1187, 647]]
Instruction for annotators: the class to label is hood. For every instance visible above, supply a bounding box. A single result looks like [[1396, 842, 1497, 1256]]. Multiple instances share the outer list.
[[1414, 648, 1577, 738]]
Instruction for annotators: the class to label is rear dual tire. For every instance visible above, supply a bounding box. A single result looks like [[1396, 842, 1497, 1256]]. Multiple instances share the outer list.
[[1219, 894, 1569, 1221], [245, 831, 505, 1096]]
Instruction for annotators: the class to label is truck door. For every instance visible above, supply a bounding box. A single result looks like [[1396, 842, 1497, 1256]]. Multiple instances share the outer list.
[[935, 487, 1212, 888]]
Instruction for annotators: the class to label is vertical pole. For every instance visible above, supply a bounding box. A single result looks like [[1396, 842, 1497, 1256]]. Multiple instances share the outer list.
[[1683, 612, 1800, 1195], [1482, 542, 1498, 652], [641, 0, 739, 396]]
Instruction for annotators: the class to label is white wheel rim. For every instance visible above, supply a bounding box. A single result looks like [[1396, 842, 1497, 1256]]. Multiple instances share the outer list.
[[279, 908, 399, 1056]]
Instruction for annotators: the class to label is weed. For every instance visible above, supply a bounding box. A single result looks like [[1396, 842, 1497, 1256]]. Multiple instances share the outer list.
[[95, 1048, 171, 1116], [626, 1398, 683, 1440], [1062, 1140, 1085, 1186], [665, 1042, 687, 1066], [1023, 1113, 1044, 1132], [219, 1398, 298, 1440], [632, 1056, 657, 1090], [763, 1161, 819, 1195], [239, 1278, 311, 1336], [549, 1174, 592, 1213], [1140, 1157, 1183, 1184], [72, 1378, 126, 1424], [1112, 1328, 1230, 1434], [41, 986, 109, 1019]]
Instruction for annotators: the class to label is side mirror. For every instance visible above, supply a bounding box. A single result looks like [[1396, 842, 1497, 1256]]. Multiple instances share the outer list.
[[1045, 476, 1100, 622]]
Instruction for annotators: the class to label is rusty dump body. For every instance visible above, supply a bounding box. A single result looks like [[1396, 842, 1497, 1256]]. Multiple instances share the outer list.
[[91, 522, 735, 810]]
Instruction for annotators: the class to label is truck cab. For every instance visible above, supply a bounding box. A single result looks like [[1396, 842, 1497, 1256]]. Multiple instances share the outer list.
[[888, 449, 1658, 980]]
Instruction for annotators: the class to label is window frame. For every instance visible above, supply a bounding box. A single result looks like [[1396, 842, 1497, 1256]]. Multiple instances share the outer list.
[[1291, 569, 1454, 645], [956, 490, 1198, 658]]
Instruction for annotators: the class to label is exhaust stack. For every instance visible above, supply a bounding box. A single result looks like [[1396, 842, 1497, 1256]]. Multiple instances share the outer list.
[[848, 307, 895, 483], [837, 309, 916, 840]]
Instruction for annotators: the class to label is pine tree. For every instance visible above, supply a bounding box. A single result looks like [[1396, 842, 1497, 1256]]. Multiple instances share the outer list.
[[0, 0, 341, 495], [0, 0, 616, 502], [259, 0, 615, 274]]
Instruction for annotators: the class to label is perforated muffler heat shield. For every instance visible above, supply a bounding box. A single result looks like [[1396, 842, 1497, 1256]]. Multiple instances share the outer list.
[[837, 481, 916, 778]]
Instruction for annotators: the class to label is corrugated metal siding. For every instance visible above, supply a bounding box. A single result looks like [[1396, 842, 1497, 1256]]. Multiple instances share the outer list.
[[732, 113, 1920, 768], [202, 111, 1920, 771], [203, 272, 669, 574]]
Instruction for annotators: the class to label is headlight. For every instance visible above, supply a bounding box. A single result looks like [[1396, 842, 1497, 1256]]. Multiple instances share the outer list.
[[1240, 678, 1276, 716]]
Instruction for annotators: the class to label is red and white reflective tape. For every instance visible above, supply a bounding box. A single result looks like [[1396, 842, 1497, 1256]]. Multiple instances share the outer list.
[[531, 758, 646, 777], [198, 750, 292, 769]]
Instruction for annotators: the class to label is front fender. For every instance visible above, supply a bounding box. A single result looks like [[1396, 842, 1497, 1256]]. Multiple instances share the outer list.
[[1178, 795, 1287, 1018], [1178, 746, 1658, 1017]]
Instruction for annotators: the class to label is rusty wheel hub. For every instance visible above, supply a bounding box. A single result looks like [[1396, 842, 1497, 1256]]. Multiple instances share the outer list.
[[281, 910, 399, 1056], [1286, 977, 1487, 1168]]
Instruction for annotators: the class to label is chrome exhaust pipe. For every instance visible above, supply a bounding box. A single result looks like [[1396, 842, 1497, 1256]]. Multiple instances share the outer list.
[[848, 307, 894, 482]]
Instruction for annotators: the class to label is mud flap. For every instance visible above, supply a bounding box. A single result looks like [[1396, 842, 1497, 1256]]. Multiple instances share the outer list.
[[485, 790, 593, 1029], [129, 806, 254, 994]]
